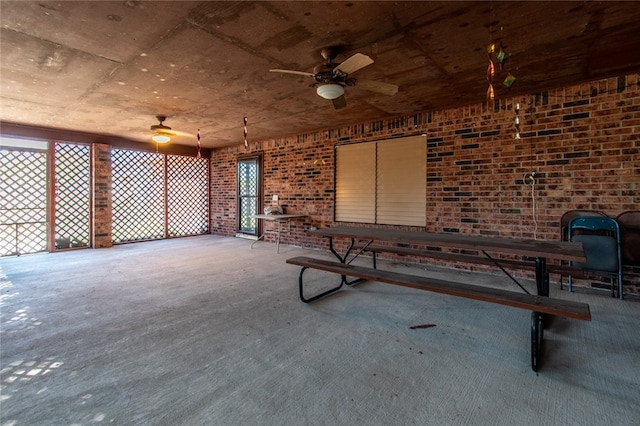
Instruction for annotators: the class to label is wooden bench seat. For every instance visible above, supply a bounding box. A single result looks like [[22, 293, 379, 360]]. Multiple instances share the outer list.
[[351, 242, 591, 277], [286, 255, 591, 372], [286, 256, 591, 320]]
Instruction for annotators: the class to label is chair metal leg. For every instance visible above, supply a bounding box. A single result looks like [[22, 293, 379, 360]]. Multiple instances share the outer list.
[[568, 274, 573, 292], [618, 271, 624, 300]]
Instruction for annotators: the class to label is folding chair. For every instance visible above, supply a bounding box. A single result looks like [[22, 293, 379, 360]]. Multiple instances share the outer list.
[[560, 210, 607, 242], [568, 216, 623, 299], [616, 211, 640, 266]]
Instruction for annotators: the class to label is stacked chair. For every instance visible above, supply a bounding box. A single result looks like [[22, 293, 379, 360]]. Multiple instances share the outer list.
[[560, 210, 608, 242], [559, 210, 639, 300], [567, 216, 623, 299], [616, 211, 640, 267], [559, 210, 608, 293]]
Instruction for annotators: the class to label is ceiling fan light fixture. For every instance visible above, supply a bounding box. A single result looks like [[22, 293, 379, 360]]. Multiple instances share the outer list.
[[316, 83, 344, 100], [151, 132, 171, 143]]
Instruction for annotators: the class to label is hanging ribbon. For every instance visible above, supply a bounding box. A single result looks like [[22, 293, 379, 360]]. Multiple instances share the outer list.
[[243, 117, 248, 149], [487, 43, 495, 101], [196, 129, 201, 159], [514, 103, 521, 140]]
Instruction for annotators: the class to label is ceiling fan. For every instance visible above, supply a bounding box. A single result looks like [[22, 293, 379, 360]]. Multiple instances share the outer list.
[[270, 46, 398, 109], [150, 115, 173, 143], [148, 115, 197, 144]]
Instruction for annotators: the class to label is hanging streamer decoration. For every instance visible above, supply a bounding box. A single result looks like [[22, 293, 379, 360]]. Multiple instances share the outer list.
[[196, 129, 201, 159], [487, 43, 495, 101], [487, 40, 516, 96], [513, 103, 521, 140], [503, 72, 516, 89], [243, 117, 248, 149], [499, 41, 516, 88], [496, 42, 506, 70]]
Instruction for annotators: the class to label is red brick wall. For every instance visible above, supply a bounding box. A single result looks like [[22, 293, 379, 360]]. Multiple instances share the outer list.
[[92, 143, 112, 248], [210, 155, 236, 235], [210, 74, 640, 294]]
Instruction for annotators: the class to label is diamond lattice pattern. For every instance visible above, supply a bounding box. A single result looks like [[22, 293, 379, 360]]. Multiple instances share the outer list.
[[167, 155, 209, 236], [112, 149, 165, 243], [54, 143, 90, 249], [0, 149, 48, 255], [112, 149, 209, 243]]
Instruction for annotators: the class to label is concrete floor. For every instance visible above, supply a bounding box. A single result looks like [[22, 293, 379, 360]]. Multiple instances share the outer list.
[[1, 235, 639, 426]]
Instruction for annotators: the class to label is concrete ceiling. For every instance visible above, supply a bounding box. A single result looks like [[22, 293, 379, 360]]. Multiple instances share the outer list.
[[2, 1, 640, 149]]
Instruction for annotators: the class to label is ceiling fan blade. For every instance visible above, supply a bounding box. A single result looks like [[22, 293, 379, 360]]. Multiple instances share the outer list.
[[270, 69, 315, 77], [171, 129, 197, 138], [332, 95, 347, 110], [356, 79, 399, 96], [334, 53, 373, 75]]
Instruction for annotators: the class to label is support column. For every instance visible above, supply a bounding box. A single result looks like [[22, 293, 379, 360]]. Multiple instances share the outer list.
[[92, 143, 112, 248]]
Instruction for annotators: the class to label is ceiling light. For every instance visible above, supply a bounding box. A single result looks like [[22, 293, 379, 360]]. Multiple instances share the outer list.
[[151, 132, 171, 143], [316, 83, 344, 100]]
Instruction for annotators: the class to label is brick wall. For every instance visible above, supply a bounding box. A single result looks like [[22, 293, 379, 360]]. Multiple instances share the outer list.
[[210, 74, 640, 294], [92, 143, 112, 248], [210, 154, 236, 235]]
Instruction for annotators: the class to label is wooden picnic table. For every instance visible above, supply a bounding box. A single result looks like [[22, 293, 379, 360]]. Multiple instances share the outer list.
[[310, 226, 586, 296], [288, 226, 590, 371], [311, 226, 586, 263]]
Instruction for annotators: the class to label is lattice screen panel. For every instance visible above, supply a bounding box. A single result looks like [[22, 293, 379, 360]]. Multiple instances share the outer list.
[[54, 143, 90, 249], [167, 155, 209, 236], [112, 149, 165, 243], [0, 149, 48, 256]]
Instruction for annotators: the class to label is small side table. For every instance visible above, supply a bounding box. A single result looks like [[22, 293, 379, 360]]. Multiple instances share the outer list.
[[251, 214, 307, 253]]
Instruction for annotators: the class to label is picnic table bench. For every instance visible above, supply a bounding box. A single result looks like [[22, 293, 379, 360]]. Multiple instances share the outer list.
[[351, 242, 586, 284], [286, 227, 591, 372]]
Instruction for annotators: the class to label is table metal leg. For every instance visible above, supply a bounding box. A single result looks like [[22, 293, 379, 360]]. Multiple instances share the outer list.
[[296, 236, 352, 302], [298, 266, 344, 303], [535, 257, 549, 297], [326, 236, 349, 263], [326, 237, 367, 286], [531, 257, 549, 371], [250, 233, 265, 249], [250, 219, 286, 253], [481, 250, 530, 294], [531, 311, 544, 372]]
